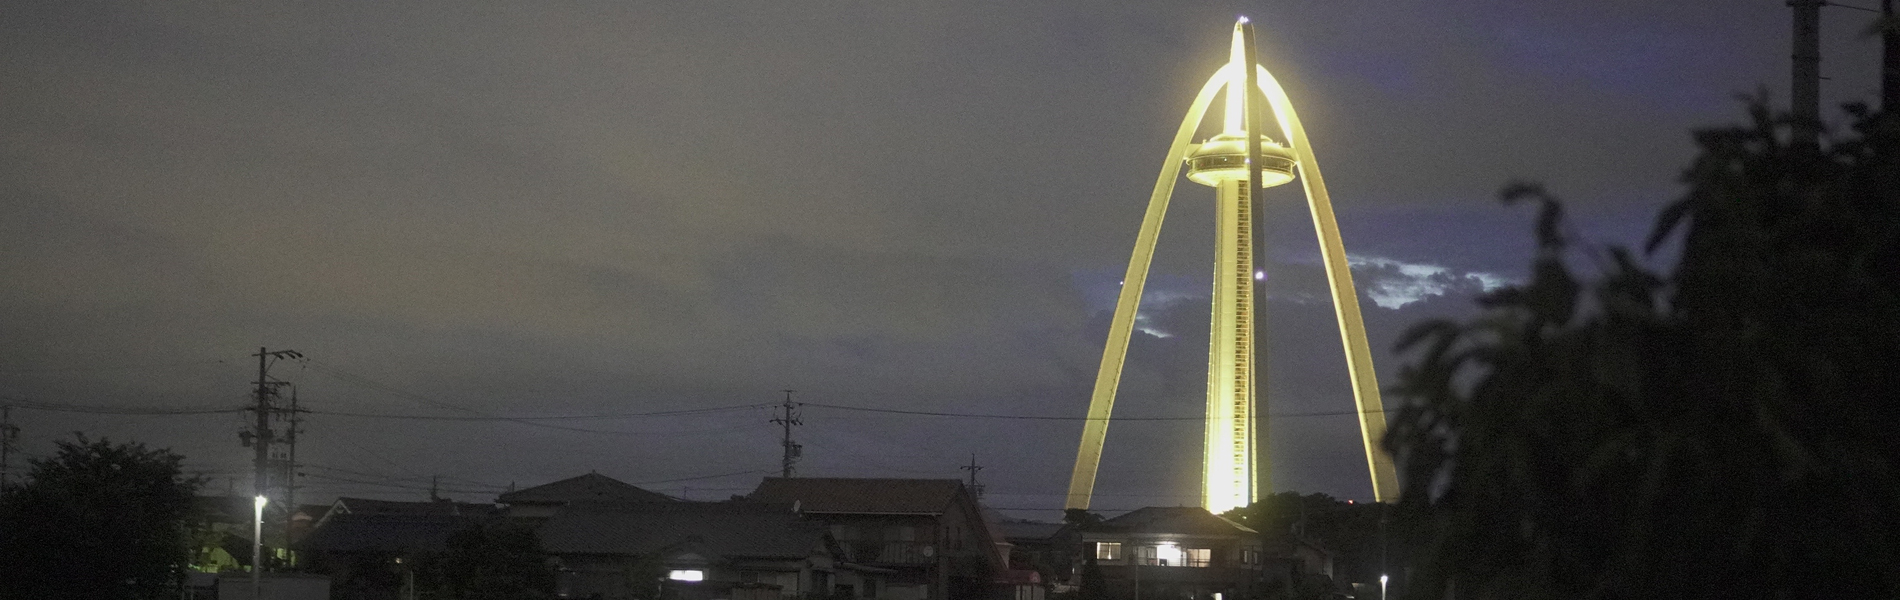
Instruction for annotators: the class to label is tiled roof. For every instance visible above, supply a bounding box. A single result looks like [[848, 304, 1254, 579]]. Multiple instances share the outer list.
[[537, 502, 824, 560], [1091, 506, 1258, 536], [747, 478, 966, 515], [333, 497, 498, 517], [497, 472, 674, 505], [296, 513, 474, 553]]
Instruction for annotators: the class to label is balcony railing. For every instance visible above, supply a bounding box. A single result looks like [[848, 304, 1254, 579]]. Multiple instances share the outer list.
[[840, 541, 936, 565]]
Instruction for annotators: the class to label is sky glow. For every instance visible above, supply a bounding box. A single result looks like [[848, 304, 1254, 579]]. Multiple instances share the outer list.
[[1, 0, 1886, 513]]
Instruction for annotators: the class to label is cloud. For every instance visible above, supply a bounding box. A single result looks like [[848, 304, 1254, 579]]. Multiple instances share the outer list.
[[1348, 254, 1511, 309]]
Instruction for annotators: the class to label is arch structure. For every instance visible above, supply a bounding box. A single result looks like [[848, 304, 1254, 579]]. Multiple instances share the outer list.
[[1064, 19, 1399, 513]]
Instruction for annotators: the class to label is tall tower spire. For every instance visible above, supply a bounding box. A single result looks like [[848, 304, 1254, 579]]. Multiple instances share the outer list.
[[1064, 18, 1399, 513]]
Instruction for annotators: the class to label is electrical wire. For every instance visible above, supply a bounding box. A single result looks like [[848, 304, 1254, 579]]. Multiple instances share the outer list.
[[800, 401, 1383, 420], [0, 397, 246, 415], [300, 360, 773, 435]]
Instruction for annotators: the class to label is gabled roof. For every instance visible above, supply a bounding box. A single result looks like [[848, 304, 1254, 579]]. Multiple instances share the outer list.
[[537, 502, 825, 560], [1090, 506, 1258, 536], [497, 472, 674, 505], [747, 478, 967, 515], [296, 513, 475, 553], [330, 497, 497, 517]]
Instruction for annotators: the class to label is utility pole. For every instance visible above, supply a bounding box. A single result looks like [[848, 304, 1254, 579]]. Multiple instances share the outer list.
[[960, 454, 985, 501], [1, 405, 17, 490], [771, 390, 802, 478], [243, 347, 300, 574], [1792, 0, 1824, 149]]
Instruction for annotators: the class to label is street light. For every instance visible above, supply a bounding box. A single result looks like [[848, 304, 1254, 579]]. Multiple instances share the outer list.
[[1380, 573, 1389, 600], [253, 495, 268, 600]]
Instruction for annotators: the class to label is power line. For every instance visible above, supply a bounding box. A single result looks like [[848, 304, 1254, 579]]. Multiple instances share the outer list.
[[628, 469, 771, 485], [302, 404, 771, 421], [0, 397, 247, 415], [0, 359, 230, 374], [303, 360, 773, 436], [799, 401, 1385, 421]]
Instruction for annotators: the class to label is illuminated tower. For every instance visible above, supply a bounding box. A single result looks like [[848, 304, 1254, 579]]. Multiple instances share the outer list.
[[1065, 19, 1400, 513]]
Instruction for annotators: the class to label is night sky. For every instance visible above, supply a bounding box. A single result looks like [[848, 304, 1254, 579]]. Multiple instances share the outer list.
[[2, 1, 1888, 518]]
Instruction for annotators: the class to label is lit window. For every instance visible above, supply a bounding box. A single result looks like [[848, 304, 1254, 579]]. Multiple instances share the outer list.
[[1095, 542, 1122, 561], [667, 570, 705, 582], [1154, 543, 1182, 567]]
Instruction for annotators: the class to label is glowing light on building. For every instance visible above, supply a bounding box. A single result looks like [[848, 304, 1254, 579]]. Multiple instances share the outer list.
[[668, 570, 706, 582], [1065, 18, 1401, 513]]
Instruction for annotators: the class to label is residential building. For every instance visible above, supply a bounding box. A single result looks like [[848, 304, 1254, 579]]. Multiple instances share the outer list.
[[747, 478, 1007, 600], [296, 498, 496, 600], [1075, 507, 1265, 600], [499, 472, 675, 521], [992, 516, 1076, 592], [537, 501, 886, 600]]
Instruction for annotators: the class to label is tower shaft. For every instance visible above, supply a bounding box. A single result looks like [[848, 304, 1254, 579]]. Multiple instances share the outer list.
[[1203, 180, 1257, 513]]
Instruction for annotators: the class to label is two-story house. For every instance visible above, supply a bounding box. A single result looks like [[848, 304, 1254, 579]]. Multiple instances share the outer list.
[[1075, 507, 1265, 600], [747, 478, 1007, 600], [537, 501, 887, 600]]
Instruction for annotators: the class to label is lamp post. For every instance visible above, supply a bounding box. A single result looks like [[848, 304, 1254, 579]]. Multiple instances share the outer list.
[[253, 495, 267, 600], [1380, 574, 1388, 600]]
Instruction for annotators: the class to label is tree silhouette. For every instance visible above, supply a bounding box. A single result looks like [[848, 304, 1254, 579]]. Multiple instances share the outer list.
[[1384, 102, 1900, 599], [0, 435, 203, 600]]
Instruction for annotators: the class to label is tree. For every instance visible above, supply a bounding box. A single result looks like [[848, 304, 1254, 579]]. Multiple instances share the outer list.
[[1063, 508, 1105, 530], [0, 435, 203, 600], [1226, 492, 1413, 591], [1384, 102, 1900, 599], [425, 518, 558, 600], [1077, 555, 1107, 600]]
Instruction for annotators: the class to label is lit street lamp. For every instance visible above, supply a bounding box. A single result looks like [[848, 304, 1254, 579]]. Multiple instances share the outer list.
[[253, 495, 267, 600]]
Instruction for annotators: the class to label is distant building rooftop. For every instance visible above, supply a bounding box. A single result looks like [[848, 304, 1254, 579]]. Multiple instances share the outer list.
[[498, 472, 674, 505], [1089, 506, 1257, 536]]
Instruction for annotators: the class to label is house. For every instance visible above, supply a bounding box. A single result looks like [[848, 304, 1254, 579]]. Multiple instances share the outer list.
[[313, 496, 498, 529], [498, 472, 675, 521], [747, 478, 1007, 600], [992, 516, 1076, 593], [187, 495, 261, 573], [296, 498, 495, 600], [537, 501, 887, 600], [1075, 507, 1266, 600]]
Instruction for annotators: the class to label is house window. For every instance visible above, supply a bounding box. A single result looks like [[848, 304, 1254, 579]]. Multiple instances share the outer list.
[[1095, 542, 1122, 561], [667, 570, 705, 582], [1154, 544, 1181, 566], [1184, 548, 1211, 568]]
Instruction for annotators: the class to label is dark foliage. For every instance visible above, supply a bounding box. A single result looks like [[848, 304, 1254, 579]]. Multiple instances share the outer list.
[[1077, 555, 1108, 600], [0, 435, 202, 600], [1064, 508, 1106, 529], [1226, 492, 1419, 591], [1384, 103, 1900, 599], [425, 519, 559, 600]]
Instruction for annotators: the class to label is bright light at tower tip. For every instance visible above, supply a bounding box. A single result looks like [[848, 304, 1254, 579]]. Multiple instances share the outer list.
[[1237, 16, 1249, 23]]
